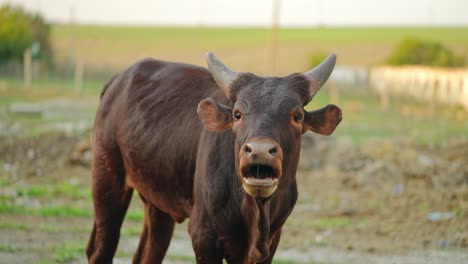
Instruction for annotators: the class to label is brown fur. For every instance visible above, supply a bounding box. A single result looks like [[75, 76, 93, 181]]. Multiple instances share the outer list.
[[87, 57, 342, 264]]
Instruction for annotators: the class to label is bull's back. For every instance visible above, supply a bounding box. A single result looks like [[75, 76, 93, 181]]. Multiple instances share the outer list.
[[95, 58, 218, 220]]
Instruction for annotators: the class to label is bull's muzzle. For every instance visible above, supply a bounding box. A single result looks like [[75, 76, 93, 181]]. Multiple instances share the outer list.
[[239, 138, 283, 197]]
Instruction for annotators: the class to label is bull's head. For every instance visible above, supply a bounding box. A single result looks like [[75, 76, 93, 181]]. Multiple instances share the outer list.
[[198, 52, 342, 198]]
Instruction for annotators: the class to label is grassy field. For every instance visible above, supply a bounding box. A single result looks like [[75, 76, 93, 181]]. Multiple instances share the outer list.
[[308, 90, 468, 145], [0, 26, 466, 144], [0, 169, 148, 264], [0, 84, 466, 145], [51, 26, 468, 74]]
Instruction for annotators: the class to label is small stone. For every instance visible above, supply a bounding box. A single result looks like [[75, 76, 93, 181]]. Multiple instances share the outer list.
[[3, 163, 12, 171], [461, 238, 468, 248], [418, 155, 434, 167], [392, 183, 404, 195], [427, 212, 455, 222], [438, 240, 450, 249], [315, 234, 324, 243], [422, 240, 431, 247], [27, 149, 35, 160], [367, 247, 376, 253], [454, 233, 468, 248]]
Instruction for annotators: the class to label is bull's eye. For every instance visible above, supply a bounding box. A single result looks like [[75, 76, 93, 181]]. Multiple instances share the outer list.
[[233, 110, 242, 121], [293, 112, 303, 123]]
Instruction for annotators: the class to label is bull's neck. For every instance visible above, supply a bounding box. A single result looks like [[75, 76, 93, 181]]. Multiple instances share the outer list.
[[241, 195, 271, 263]]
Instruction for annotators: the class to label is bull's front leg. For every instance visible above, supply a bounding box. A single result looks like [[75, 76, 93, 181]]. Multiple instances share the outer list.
[[257, 230, 282, 264], [188, 205, 223, 264]]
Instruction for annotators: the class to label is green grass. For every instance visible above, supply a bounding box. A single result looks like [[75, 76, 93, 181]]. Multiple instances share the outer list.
[[277, 27, 468, 44], [37, 205, 91, 217], [121, 226, 142, 237], [165, 254, 196, 262], [53, 26, 468, 47], [311, 217, 354, 231], [0, 203, 31, 214], [0, 243, 16, 253], [127, 209, 145, 221], [49, 25, 468, 71], [38, 258, 53, 264], [39, 224, 90, 234], [0, 201, 92, 218], [53, 241, 86, 264], [0, 196, 138, 219], [0, 221, 90, 233], [52, 182, 91, 200], [0, 222, 29, 231], [17, 186, 49, 198], [0, 94, 37, 105], [15, 182, 91, 200], [306, 89, 468, 145], [0, 179, 9, 187], [114, 251, 134, 259], [53, 25, 270, 49], [0, 76, 105, 95]]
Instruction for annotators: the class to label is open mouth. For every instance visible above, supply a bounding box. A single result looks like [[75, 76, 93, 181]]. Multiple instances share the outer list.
[[242, 164, 278, 185], [240, 164, 280, 197]]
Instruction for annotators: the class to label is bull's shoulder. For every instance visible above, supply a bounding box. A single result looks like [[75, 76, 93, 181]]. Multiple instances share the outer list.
[[127, 58, 167, 79], [127, 58, 212, 84], [96, 57, 219, 130], [100, 58, 215, 107]]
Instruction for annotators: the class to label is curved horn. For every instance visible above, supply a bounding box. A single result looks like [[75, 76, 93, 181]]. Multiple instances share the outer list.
[[303, 53, 337, 97], [206, 51, 238, 98]]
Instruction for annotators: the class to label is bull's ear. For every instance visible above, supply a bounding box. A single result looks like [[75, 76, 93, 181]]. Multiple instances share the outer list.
[[197, 97, 232, 132], [304, 104, 342, 135]]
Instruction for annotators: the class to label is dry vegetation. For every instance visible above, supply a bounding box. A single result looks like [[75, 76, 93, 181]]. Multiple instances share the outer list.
[[51, 26, 468, 74]]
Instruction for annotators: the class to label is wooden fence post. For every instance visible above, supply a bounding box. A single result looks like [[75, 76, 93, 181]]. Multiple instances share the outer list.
[[23, 49, 32, 89], [380, 90, 389, 111], [329, 82, 339, 105], [74, 59, 84, 95]]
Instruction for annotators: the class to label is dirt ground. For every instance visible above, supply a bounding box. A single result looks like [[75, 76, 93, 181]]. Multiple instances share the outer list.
[[1, 129, 467, 263]]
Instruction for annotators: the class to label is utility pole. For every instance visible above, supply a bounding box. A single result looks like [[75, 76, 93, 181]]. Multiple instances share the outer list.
[[69, 6, 77, 66], [267, 0, 280, 75]]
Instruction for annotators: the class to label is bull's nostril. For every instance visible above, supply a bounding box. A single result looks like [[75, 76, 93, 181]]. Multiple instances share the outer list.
[[245, 145, 252, 154], [269, 147, 277, 156]]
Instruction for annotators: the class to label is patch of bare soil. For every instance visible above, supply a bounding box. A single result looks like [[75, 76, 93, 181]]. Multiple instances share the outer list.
[[1, 131, 467, 263], [290, 135, 468, 255], [0, 131, 92, 181]]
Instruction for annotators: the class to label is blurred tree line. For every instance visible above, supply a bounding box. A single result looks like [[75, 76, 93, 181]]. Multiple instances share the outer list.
[[0, 4, 52, 64], [386, 37, 465, 68], [308, 37, 465, 70]]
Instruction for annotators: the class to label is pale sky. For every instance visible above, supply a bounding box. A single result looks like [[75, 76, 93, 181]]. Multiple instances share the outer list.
[[1, 0, 468, 26]]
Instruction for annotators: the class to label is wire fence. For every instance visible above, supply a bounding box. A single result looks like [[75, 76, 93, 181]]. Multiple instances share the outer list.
[[0, 58, 116, 94]]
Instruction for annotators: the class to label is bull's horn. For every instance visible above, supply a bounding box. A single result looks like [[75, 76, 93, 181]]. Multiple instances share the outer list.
[[303, 53, 337, 97], [206, 52, 238, 98]]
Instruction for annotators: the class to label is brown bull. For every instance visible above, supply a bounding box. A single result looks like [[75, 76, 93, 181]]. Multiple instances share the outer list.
[[86, 52, 342, 263]]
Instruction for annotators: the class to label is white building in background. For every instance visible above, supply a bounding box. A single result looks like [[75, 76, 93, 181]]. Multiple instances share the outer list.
[[0, 0, 467, 27]]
